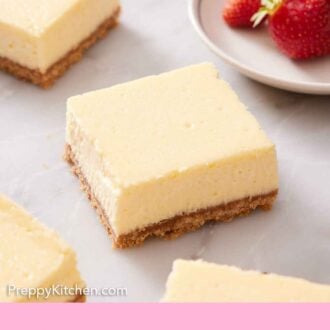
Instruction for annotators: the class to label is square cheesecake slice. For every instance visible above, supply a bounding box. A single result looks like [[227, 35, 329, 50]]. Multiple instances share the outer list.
[[0, 194, 85, 302], [65, 63, 279, 248], [163, 259, 330, 302], [0, 0, 120, 88]]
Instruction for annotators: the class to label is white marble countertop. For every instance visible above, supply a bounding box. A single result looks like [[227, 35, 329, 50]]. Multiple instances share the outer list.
[[0, 0, 330, 302]]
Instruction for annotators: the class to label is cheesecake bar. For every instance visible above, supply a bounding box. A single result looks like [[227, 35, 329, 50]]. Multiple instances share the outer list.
[[163, 259, 330, 302], [0, 0, 120, 88], [65, 63, 278, 248], [0, 194, 85, 302]]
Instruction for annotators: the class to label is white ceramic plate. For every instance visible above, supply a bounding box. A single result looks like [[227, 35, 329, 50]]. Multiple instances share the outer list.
[[189, 0, 330, 95]]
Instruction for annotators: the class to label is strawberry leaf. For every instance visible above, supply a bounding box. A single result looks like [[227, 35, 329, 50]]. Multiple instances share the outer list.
[[251, 0, 282, 27]]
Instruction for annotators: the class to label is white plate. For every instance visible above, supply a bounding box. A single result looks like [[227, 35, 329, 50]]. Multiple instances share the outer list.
[[189, 0, 330, 95]]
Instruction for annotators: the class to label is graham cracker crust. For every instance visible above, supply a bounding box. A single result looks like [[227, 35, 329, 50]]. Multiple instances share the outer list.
[[27, 294, 85, 303], [0, 7, 120, 88], [73, 294, 86, 303], [64, 144, 278, 249]]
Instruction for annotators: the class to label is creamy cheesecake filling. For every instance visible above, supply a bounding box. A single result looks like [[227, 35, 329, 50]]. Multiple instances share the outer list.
[[67, 111, 278, 237], [66, 63, 279, 240], [14, 256, 85, 303], [0, 25, 38, 71], [0, 195, 85, 302], [67, 110, 119, 235], [6, 253, 85, 303], [163, 260, 330, 302], [0, 0, 119, 72]]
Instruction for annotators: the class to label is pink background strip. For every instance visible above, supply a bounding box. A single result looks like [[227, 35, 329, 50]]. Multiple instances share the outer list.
[[1, 303, 330, 330]]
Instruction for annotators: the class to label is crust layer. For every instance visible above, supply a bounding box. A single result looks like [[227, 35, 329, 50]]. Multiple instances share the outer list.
[[73, 294, 86, 303], [64, 144, 278, 249], [0, 7, 120, 88]]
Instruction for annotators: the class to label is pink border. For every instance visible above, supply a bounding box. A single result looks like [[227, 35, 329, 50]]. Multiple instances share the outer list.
[[1, 303, 330, 330]]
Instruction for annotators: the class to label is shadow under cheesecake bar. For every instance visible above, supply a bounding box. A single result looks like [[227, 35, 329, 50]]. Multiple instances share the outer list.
[[65, 63, 279, 248]]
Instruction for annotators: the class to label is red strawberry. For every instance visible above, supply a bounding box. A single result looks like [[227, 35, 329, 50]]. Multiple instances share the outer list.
[[223, 0, 262, 28], [253, 0, 330, 59]]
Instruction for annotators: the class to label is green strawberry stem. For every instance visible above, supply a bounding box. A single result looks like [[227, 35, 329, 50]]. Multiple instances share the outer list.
[[251, 0, 282, 27]]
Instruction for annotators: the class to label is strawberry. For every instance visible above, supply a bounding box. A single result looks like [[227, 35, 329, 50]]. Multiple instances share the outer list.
[[252, 0, 330, 59], [223, 0, 262, 28]]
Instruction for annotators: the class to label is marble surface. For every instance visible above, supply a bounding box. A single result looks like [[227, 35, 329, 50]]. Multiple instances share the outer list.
[[0, 0, 330, 302]]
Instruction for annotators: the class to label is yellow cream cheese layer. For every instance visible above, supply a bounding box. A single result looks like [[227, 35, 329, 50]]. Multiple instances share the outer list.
[[163, 260, 330, 302], [66, 63, 278, 236], [0, 0, 119, 72], [0, 194, 85, 302]]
